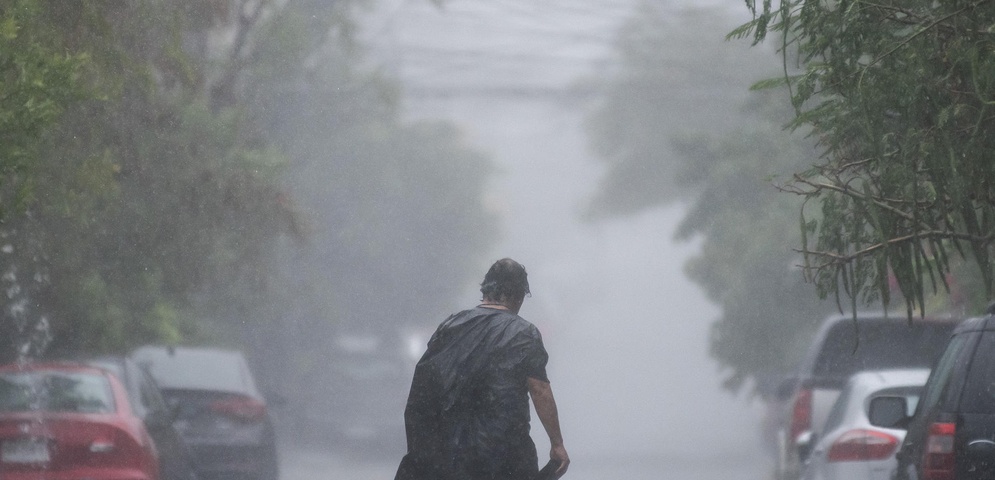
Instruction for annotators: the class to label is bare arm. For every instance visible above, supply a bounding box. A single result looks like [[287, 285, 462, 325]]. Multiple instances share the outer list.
[[528, 377, 569, 477]]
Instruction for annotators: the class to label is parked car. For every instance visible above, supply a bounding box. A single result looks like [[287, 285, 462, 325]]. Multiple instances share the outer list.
[[775, 314, 960, 480], [871, 307, 995, 480], [131, 346, 279, 480], [0, 361, 161, 480], [802, 368, 930, 480], [84, 356, 199, 480]]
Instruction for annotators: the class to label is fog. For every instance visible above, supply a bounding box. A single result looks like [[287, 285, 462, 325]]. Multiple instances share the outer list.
[[1, 1, 789, 479], [8, 2, 992, 480], [357, 0, 767, 475]]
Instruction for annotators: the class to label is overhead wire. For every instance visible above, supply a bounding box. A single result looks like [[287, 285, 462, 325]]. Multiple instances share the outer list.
[[360, 0, 640, 99]]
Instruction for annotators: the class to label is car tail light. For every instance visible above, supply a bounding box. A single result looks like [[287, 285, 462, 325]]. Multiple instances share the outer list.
[[922, 422, 956, 480], [3, 426, 147, 473], [210, 396, 267, 422], [826, 429, 899, 462], [789, 387, 813, 442], [84, 430, 151, 474]]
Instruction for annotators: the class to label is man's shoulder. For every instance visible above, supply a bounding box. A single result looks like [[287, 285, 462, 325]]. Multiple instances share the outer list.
[[494, 310, 541, 336], [442, 307, 537, 332]]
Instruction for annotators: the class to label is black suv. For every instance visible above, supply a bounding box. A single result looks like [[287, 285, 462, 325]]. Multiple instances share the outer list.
[[870, 309, 995, 480]]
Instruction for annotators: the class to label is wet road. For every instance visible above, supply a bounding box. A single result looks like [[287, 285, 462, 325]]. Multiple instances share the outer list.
[[277, 441, 771, 480]]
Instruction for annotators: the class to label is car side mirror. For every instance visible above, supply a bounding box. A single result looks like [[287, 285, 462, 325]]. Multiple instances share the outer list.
[[869, 396, 910, 429]]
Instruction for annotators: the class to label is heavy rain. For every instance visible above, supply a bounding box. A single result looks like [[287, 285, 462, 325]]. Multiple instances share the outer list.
[[3, 2, 995, 480]]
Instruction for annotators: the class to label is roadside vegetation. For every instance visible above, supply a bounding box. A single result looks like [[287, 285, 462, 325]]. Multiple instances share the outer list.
[[586, 2, 994, 392], [0, 0, 496, 381]]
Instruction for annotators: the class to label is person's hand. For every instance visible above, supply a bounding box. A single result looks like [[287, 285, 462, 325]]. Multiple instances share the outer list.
[[550, 444, 570, 478]]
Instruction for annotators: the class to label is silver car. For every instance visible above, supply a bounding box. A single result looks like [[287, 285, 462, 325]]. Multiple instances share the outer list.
[[802, 369, 929, 480]]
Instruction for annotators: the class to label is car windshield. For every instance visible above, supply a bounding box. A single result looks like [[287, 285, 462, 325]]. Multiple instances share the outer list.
[[811, 322, 954, 379], [0, 371, 115, 414], [821, 382, 852, 434], [957, 331, 995, 413]]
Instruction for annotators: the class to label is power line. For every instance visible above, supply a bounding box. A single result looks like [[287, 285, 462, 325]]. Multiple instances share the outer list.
[[359, 0, 642, 99]]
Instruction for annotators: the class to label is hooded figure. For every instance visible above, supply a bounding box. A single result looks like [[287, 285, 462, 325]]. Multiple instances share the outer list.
[[395, 258, 569, 480]]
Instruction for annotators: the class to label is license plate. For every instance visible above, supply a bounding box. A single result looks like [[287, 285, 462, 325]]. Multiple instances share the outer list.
[[1, 438, 50, 463]]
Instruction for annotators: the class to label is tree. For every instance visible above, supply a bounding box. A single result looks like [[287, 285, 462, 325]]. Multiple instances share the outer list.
[[0, 1, 300, 360], [672, 96, 837, 390], [0, 0, 498, 391], [0, 0, 88, 219], [584, 4, 840, 391], [236, 6, 498, 397], [739, 0, 995, 316], [0, 1, 98, 358]]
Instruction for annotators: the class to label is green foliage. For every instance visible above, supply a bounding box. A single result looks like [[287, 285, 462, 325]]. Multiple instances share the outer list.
[[0, 0, 89, 219], [1, 0, 498, 373], [0, 0, 299, 359], [671, 96, 837, 390], [743, 0, 995, 316]]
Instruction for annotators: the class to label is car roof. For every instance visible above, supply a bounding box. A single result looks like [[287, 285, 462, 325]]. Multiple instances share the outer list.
[[130, 345, 260, 396], [0, 361, 108, 375], [841, 369, 931, 418], [953, 314, 995, 334], [796, 315, 960, 381], [846, 368, 932, 390], [816, 313, 961, 331]]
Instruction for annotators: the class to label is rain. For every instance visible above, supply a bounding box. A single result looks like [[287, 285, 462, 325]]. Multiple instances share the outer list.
[[4, 1, 987, 480]]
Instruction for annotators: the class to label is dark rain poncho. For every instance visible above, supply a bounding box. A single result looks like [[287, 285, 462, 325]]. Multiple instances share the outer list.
[[395, 307, 549, 480]]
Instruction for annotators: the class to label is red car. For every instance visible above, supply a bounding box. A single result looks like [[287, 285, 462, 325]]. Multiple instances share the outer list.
[[0, 362, 160, 480]]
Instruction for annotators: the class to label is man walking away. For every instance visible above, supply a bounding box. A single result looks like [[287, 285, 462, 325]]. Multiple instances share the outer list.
[[395, 258, 569, 480]]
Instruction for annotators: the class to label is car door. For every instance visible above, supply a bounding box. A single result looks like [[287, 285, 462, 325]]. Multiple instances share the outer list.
[[895, 329, 980, 480], [133, 364, 198, 480], [953, 330, 995, 479]]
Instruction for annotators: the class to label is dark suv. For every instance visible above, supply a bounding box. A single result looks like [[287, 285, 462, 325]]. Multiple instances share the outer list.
[[775, 314, 960, 480], [869, 309, 995, 480]]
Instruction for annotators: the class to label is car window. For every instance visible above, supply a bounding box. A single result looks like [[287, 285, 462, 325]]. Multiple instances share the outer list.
[[956, 331, 995, 413], [822, 382, 852, 434], [135, 349, 257, 394], [137, 368, 169, 414], [85, 360, 141, 412], [812, 322, 954, 378], [917, 333, 970, 415], [0, 371, 115, 414]]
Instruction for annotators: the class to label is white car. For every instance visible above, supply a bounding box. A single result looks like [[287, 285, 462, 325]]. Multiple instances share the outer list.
[[802, 368, 930, 480]]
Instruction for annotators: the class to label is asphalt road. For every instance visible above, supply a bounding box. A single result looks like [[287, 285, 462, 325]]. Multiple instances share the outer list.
[[277, 441, 771, 480]]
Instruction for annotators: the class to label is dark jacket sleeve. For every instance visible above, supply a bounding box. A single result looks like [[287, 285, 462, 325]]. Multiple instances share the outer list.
[[518, 324, 549, 383]]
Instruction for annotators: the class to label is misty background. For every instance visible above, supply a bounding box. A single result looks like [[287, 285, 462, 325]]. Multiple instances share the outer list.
[[350, 0, 773, 473], [0, 0, 838, 478]]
